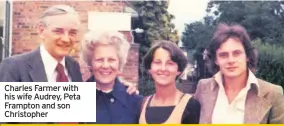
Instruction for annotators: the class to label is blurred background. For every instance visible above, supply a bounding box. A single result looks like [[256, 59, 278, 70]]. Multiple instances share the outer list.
[[0, 0, 283, 95]]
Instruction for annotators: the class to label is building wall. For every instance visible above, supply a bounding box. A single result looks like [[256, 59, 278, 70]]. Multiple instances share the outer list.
[[0, 1, 5, 22], [11, 1, 139, 84]]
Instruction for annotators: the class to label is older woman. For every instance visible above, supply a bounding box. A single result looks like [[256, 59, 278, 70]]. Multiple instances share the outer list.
[[139, 41, 201, 124], [81, 31, 142, 124]]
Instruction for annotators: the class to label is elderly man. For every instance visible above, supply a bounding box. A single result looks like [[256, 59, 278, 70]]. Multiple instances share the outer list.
[[0, 5, 82, 82], [0, 5, 83, 124], [0, 4, 138, 124]]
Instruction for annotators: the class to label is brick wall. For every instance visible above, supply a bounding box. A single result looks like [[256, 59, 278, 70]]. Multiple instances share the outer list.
[[121, 44, 139, 84], [11, 1, 139, 84]]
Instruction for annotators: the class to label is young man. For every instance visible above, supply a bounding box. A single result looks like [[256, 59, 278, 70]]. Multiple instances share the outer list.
[[195, 23, 284, 124], [0, 5, 82, 82]]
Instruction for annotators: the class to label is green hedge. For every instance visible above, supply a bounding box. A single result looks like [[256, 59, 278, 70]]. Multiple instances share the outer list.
[[253, 39, 284, 89]]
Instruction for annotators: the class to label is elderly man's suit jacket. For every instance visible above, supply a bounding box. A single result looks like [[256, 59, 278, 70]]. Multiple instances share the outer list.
[[0, 47, 83, 82], [0, 47, 83, 124], [194, 78, 284, 124]]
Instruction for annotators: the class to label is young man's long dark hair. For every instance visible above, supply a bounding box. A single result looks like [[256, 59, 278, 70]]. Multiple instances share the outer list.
[[206, 23, 258, 74]]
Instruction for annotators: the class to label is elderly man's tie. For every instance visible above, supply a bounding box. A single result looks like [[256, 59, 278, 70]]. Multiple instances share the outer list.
[[56, 63, 78, 124], [56, 63, 68, 82]]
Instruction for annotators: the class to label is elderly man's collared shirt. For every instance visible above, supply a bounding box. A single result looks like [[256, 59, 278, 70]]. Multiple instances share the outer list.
[[87, 76, 143, 124], [40, 44, 71, 82], [212, 70, 259, 124]]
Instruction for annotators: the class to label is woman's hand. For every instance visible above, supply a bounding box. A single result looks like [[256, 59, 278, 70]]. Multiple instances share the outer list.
[[118, 77, 139, 95]]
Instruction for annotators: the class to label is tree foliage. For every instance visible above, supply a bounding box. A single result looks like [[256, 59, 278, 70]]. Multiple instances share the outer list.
[[181, 16, 215, 79], [182, 1, 284, 74], [182, 1, 284, 88], [253, 39, 284, 89], [207, 1, 284, 45]]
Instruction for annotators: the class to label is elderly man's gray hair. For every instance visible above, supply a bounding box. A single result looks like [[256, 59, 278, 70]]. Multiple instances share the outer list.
[[81, 31, 131, 72], [39, 4, 79, 26]]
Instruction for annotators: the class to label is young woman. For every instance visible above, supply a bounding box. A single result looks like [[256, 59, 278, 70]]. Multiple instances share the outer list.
[[139, 41, 201, 124]]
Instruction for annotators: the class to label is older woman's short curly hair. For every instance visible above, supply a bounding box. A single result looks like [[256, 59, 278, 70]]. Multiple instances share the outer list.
[[81, 30, 130, 71]]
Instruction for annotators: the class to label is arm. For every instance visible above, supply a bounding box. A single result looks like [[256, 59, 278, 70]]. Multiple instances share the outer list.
[[269, 86, 284, 124], [194, 80, 203, 101], [118, 77, 139, 95], [131, 94, 144, 124], [182, 98, 201, 124], [0, 58, 20, 82]]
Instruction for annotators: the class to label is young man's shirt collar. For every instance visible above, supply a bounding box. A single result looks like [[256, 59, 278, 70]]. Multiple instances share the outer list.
[[212, 69, 259, 91]]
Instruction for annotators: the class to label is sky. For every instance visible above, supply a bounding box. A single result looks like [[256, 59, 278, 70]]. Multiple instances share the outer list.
[[168, 0, 209, 36]]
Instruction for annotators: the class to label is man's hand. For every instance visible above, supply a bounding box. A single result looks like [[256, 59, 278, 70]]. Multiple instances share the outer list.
[[118, 77, 139, 95]]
